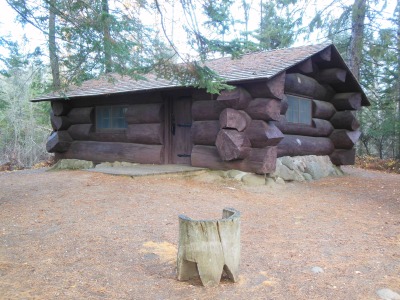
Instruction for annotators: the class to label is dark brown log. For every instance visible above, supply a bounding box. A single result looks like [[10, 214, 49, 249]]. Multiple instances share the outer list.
[[329, 149, 356, 165], [88, 132, 129, 143], [243, 72, 286, 99], [296, 58, 313, 74], [191, 145, 277, 174], [52, 101, 71, 116], [192, 88, 215, 101], [191, 145, 228, 170], [67, 107, 94, 124], [46, 131, 73, 153], [319, 68, 347, 84], [277, 135, 334, 157], [285, 73, 327, 100], [219, 108, 251, 131], [126, 123, 163, 144], [63, 141, 164, 164], [50, 112, 71, 130], [245, 120, 284, 148], [125, 103, 164, 124], [322, 84, 336, 101], [192, 121, 220, 145], [245, 98, 281, 121], [68, 124, 93, 140], [330, 111, 360, 130], [177, 208, 241, 287], [331, 93, 362, 111], [330, 129, 361, 149], [217, 87, 252, 110], [243, 147, 277, 174], [280, 95, 288, 114], [50, 111, 57, 131], [315, 46, 331, 62], [274, 116, 334, 137], [70, 92, 162, 108], [312, 119, 335, 136], [192, 100, 225, 121], [215, 129, 251, 161], [312, 100, 336, 119]]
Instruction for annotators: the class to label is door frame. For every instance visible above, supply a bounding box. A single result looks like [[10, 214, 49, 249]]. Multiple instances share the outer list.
[[162, 94, 193, 165]]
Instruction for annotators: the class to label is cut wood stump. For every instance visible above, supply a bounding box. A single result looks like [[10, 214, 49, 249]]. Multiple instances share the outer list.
[[177, 208, 241, 287]]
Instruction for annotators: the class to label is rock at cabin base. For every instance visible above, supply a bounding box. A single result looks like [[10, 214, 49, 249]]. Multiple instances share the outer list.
[[241, 174, 266, 186], [271, 155, 343, 181], [49, 159, 94, 170]]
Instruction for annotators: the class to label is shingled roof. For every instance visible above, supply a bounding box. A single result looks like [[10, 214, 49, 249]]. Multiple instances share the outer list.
[[31, 43, 339, 102]]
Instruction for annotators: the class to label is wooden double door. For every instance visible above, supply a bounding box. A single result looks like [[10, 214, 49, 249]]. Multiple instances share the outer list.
[[164, 96, 193, 165]]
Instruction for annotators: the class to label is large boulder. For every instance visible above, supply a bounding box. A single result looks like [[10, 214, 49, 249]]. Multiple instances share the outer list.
[[49, 159, 94, 170], [270, 155, 343, 181]]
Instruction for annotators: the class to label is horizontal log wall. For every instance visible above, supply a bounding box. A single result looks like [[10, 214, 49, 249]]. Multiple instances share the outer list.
[[62, 141, 164, 164], [125, 103, 164, 124], [273, 116, 334, 137], [191, 121, 220, 146], [282, 50, 365, 166], [126, 123, 163, 145], [191, 145, 277, 174], [48, 95, 166, 164], [192, 100, 225, 121], [277, 135, 334, 157]]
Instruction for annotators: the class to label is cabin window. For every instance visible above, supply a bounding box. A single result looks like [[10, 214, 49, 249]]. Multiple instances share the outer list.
[[96, 106, 128, 130], [285, 95, 312, 125]]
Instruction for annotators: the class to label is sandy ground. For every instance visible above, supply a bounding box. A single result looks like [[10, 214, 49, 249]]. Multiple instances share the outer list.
[[0, 166, 399, 300]]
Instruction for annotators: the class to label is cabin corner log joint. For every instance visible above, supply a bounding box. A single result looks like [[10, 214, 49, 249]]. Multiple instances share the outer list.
[[36, 44, 369, 173]]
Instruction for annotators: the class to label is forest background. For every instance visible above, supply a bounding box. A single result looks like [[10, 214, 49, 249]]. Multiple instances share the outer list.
[[0, 0, 399, 169]]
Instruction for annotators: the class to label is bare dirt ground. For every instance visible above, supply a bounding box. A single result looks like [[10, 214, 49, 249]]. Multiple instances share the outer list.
[[0, 166, 399, 300]]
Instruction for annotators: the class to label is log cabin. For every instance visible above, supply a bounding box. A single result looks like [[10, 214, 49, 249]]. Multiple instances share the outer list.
[[32, 43, 369, 174]]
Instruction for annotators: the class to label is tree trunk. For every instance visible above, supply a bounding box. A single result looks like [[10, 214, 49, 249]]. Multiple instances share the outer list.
[[349, 0, 366, 80], [396, 0, 400, 158], [48, 0, 60, 90], [102, 0, 112, 73]]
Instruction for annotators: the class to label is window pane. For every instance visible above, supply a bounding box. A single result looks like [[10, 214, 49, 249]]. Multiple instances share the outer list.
[[97, 106, 127, 129], [285, 95, 311, 125]]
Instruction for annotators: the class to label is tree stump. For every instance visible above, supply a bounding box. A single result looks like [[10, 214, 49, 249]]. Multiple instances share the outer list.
[[177, 208, 241, 287]]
